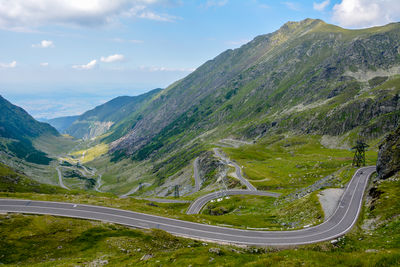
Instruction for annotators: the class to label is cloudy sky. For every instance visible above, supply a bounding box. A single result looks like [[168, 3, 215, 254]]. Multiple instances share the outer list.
[[0, 0, 399, 119]]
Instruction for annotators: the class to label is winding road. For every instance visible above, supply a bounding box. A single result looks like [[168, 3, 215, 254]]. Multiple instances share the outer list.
[[56, 166, 70, 190], [0, 166, 375, 246], [213, 148, 257, 191]]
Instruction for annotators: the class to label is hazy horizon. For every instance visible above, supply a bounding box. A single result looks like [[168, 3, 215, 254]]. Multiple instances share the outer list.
[[1, 0, 399, 118]]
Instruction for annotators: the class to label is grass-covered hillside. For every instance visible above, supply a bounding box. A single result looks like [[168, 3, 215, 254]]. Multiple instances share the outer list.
[[0, 163, 66, 194], [0, 172, 398, 266], [108, 19, 400, 159], [0, 127, 398, 266], [23, 19, 398, 198], [63, 19, 399, 196], [0, 95, 58, 165]]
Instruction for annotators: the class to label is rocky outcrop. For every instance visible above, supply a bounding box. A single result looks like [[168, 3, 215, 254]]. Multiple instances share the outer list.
[[377, 125, 400, 179], [198, 151, 225, 188]]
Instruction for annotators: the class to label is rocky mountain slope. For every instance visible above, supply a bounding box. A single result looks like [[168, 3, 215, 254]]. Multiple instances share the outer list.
[[102, 19, 399, 177], [377, 125, 400, 179], [58, 88, 161, 139], [0, 95, 58, 164]]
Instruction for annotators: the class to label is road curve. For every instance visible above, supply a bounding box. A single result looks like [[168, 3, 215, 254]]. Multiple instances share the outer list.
[[213, 148, 257, 191], [56, 167, 70, 190], [186, 190, 281, 214], [0, 166, 375, 246]]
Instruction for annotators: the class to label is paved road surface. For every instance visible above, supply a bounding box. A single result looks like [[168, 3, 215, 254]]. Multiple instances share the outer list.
[[94, 174, 103, 192], [56, 167, 70, 190], [213, 148, 257, 191], [186, 190, 281, 214], [0, 166, 375, 246]]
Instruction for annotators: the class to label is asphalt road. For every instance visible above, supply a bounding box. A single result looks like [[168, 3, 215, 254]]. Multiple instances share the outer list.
[[56, 166, 70, 190], [186, 190, 281, 214], [213, 148, 257, 191], [0, 166, 375, 246]]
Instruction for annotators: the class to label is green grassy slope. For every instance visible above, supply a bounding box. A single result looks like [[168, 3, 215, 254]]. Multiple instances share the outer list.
[[0, 173, 398, 266], [0, 95, 58, 165], [98, 19, 399, 190], [0, 163, 66, 194]]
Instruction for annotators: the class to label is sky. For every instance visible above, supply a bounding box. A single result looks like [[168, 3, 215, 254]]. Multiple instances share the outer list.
[[0, 0, 399, 119]]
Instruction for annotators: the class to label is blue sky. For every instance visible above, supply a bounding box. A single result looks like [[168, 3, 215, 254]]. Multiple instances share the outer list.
[[0, 0, 399, 118]]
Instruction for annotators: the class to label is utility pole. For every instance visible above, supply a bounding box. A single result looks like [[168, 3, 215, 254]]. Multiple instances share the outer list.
[[352, 140, 369, 167], [174, 185, 180, 198]]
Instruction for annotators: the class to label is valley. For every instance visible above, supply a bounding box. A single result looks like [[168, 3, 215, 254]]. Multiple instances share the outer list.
[[0, 18, 399, 266]]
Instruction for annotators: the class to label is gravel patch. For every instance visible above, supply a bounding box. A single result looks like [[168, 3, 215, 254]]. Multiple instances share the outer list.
[[318, 188, 344, 220]]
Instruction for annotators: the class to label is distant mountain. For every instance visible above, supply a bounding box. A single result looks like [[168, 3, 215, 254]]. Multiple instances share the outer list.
[[60, 88, 162, 139], [102, 19, 399, 178], [0, 95, 58, 164], [46, 115, 79, 133]]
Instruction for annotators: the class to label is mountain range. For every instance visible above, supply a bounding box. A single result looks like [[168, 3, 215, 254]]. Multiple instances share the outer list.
[[48, 89, 161, 140], [0, 95, 58, 165], [99, 19, 399, 160], [1, 18, 399, 267], [74, 19, 400, 186], [2, 18, 400, 190]]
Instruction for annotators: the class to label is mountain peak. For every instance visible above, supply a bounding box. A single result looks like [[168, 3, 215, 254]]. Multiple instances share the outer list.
[[277, 18, 325, 35]]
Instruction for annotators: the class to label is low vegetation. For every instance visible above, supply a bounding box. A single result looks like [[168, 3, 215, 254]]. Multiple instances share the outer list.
[[0, 173, 398, 266], [222, 135, 377, 192], [202, 193, 323, 229], [0, 163, 65, 194], [70, 143, 109, 164]]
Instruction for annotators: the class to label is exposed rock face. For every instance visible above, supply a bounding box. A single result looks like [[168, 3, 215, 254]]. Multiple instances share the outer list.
[[377, 125, 400, 179], [198, 151, 225, 188]]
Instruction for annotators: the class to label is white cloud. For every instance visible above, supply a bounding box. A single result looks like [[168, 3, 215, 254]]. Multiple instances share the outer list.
[[0, 60, 17, 68], [40, 62, 49, 67], [0, 0, 177, 30], [32, 40, 54, 48], [205, 0, 228, 8], [136, 11, 177, 22], [100, 54, 125, 63], [313, 0, 330, 11], [332, 0, 400, 28], [72, 59, 97, 70], [283, 1, 301, 11]]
